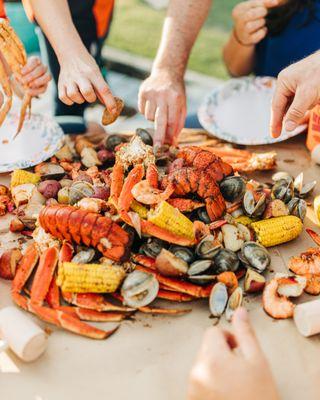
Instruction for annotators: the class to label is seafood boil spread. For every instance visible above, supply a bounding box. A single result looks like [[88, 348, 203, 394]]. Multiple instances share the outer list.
[[0, 127, 318, 340]]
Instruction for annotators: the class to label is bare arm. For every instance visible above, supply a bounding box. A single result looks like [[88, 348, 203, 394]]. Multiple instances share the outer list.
[[139, 0, 212, 146], [223, 33, 256, 77], [28, 0, 116, 111]]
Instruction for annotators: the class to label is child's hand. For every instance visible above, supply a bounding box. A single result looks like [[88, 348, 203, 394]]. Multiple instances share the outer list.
[[232, 0, 279, 46], [20, 56, 51, 97]]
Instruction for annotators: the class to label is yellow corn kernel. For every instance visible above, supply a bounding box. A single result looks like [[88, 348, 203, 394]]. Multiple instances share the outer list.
[[57, 262, 125, 293], [148, 201, 195, 241], [11, 169, 40, 188], [235, 216, 254, 226], [130, 200, 148, 219], [251, 215, 303, 247]]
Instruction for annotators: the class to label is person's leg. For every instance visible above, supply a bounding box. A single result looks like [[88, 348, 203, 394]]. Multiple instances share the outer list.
[[184, 113, 203, 129]]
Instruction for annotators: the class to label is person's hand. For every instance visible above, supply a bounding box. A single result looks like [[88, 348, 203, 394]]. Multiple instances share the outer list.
[[271, 51, 320, 138], [232, 0, 280, 46], [188, 308, 280, 400], [58, 51, 117, 114], [20, 56, 51, 97], [138, 68, 186, 146]]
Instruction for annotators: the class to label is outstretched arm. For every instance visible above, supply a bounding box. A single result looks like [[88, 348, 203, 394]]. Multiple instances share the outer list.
[[139, 0, 212, 146], [28, 0, 117, 113]]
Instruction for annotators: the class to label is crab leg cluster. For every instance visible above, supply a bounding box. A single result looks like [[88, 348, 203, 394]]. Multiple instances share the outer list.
[[0, 19, 32, 133]]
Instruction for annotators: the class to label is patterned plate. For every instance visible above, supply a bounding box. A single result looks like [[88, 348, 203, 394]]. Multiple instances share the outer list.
[[0, 112, 64, 173], [198, 76, 307, 145]]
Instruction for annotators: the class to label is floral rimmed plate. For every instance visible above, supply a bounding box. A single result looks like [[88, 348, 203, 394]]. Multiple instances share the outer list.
[[198, 76, 307, 145], [0, 113, 64, 173]]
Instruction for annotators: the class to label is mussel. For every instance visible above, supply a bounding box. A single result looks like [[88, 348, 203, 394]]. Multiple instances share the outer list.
[[121, 270, 159, 308], [287, 197, 307, 220], [69, 181, 95, 205], [209, 283, 228, 317], [38, 163, 65, 181], [195, 235, 222, 259], [220, 176, 246, 203], [240, 242, 270, 273], [243, 190, 266, 217], [136, 128, 153, 146], [72, 248, 95, 264], [140, 238, 167, 258], [272, 171, 293, 183], [196, 208, 211, 224], [225, 287, 243, 322], [105, 134, 128, 151], [213, 249, 239, 273], [294, 172, 316, 199], [169, 245, 195, 264], [271, 179, 294, 203]]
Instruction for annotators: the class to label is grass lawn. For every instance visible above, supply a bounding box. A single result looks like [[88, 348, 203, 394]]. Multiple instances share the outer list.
[[108, 0, 238, 79]]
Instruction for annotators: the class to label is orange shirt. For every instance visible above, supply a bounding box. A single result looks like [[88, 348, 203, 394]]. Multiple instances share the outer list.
[[22, 0, 114, 38], [0, 0, 6, 18]]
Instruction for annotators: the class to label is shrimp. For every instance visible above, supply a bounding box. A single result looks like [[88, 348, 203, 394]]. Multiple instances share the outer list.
[[303, 274, 320, 295], [288, 248, 320, 275], [262, 278, 295, 319], [131, 180, 173, 205]]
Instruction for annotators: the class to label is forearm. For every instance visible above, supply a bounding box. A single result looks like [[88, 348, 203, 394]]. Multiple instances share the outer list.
[[28, 0, 89, 63], [153, 0, 212, 77], [223, 32, 255, 77]]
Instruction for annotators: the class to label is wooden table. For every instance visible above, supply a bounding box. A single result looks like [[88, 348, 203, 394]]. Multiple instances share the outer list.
[[1, 135, 320, 400]]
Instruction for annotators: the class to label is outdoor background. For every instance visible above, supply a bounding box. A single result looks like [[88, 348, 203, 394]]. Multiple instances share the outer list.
[[6, 0, 237, 80]]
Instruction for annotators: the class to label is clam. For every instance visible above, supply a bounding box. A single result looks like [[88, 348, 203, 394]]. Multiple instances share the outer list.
[[188, 259, 213, 276], [196, 208, 211, 224], [195, 235, 222, 259], [287, 197, 307, 220], [69, 181, 94, 205], [155, 249, 188, 277], [220, 176, 246, 203], [72, 248, 95, 264], [243, 190, 266, 217], [294, 172, 316, 199], [136, 128, 153, 146], [209, 283, 228, 317], [38, 163, 65, 180], [213, 249, 239, 273], [272, 171, 293, 183], [169, 245, 195, 264], [189, 275, 216, 285], [221, 224, 244, 252], [140, 238, 167, 258], [226, 287, 243, 322], [57, 187, 70, 204], [240, 242, 270, 273], [271, 179, 294, 203], [105, 134, 128, 151], [121, 270, 159, 308]]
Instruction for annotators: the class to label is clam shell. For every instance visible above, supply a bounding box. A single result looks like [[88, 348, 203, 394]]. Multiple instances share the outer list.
[[169, 245, 195, 264], [121, 270, 159, 308], [196, 235, 222, 259], [72, 248, 95, 264], [226, 287, 243, 322], [213, 249, 239, 273], [241, 242, 270, 273], [220, 176, 246, 203], [209, 283, 228, 317], [188, 259, 213, 276]]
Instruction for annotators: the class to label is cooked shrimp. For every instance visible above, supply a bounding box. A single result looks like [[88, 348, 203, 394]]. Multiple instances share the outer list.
[[303, 274, 320, 295], [217, 271, 238, 295], [288, 248, 320, 275], [262, 278, 294, 319], [131, 180, 173, 205]]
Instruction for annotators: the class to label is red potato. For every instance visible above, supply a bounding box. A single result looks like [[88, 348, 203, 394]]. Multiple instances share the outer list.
[[156, 249, 188, 277], [244, 269, 266, 293], [0, 248, 22, 280], [9, 218, 25, 232]]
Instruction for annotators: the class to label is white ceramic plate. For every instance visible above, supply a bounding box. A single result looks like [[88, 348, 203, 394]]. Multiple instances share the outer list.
[[198, 76, 307, 145], [0, 113, 64, 173]]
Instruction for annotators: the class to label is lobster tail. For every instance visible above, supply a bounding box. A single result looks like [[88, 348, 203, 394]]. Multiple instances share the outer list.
[[39, 205, 131, 262]]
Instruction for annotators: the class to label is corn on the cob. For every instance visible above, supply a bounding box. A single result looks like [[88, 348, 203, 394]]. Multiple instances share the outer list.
[[235, 216, 254, 226], [148, 201, 195, 241], [11, 169, 40, 188], [130, 200, 148, 219], [251, 216, 303, 247], [57, 262, 125, 293]]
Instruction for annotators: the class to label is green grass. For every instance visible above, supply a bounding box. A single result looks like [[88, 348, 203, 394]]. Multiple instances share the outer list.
[[107, 0, 237, 79]]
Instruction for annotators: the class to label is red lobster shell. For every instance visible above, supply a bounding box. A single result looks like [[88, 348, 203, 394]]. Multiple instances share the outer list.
[[39, 205, 132, 262]]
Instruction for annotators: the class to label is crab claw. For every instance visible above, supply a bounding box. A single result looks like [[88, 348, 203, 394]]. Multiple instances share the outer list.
[[306, 228, 320, 247]]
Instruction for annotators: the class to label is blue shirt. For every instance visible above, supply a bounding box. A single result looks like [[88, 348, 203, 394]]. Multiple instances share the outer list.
[[254, 3, 320, 77]]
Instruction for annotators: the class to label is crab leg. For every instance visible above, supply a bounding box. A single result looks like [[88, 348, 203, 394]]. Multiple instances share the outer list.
[[146, 164, 159, 188], [139, 306, 191, 315], [54, 306, 128, 322], [157, 289, 194, 302], [131, 254, 156, 269], [167, 198, 204, 212], [61, 292, 134, 312], [118, 164, 145, 212], [306, 229, 320, 246], [0, 56, 12, 126], [110, 162, 124, 204]]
